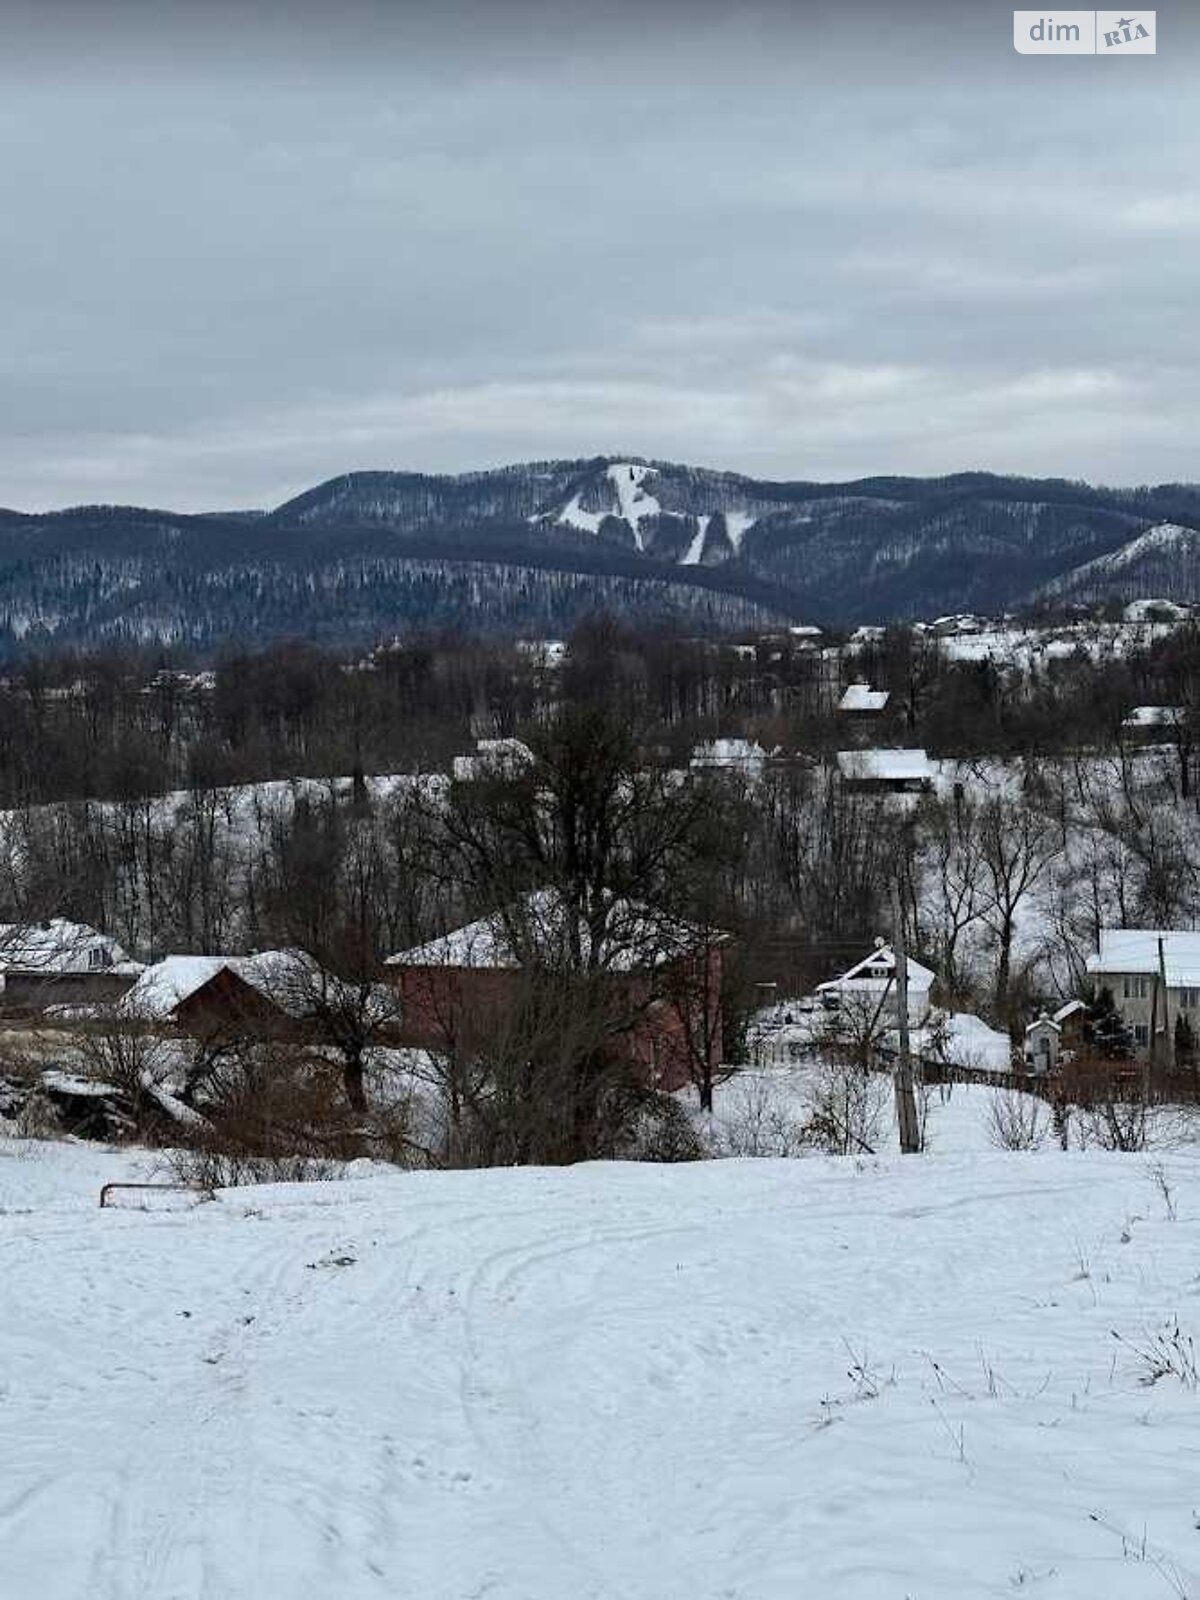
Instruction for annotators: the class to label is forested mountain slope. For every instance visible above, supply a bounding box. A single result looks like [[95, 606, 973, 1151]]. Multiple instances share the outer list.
[[2, 459, 1198, 649]]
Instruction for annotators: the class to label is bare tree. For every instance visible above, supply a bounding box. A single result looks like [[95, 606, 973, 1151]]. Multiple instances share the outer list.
[[977, 793, 1056, 1022]]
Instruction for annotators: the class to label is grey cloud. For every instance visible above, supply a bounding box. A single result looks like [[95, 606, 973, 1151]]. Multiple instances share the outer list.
[[0, 2, 1196, 509]]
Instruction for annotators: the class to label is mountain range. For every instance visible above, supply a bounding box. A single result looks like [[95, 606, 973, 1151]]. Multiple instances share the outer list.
[[2, 457, 1199, 652]]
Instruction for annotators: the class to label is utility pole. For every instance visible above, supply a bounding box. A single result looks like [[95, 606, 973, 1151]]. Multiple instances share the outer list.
[[1152, 934, 1170, 1090], [892, 877, 921, 1153]]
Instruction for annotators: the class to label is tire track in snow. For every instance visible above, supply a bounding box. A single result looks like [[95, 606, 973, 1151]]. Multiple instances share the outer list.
[[455, 1212, 709, 1600], [77, 1213, 328, 1600]]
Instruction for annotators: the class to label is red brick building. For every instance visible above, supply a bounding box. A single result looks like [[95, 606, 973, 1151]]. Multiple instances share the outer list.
[[385, 889, 727, 1093]]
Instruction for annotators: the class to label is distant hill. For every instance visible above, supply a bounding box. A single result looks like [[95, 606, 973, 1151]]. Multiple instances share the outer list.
[[1, 458, 1199, 651], [1038, 522, 1200, 605]]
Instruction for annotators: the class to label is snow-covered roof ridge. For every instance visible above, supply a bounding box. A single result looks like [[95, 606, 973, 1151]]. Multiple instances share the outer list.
[[817, 941, 936, 995], [690, 737, 771, 772], [1053, 999, 1087, 1024], [0, 918, 137, 975], [1088, 929, 1200, 988], [120, 955, 236, 1020], [836, 748, 937, 782], [387, 886, 721, 972], [1122, 705, 1184, 728], [120, 948, 327, 1022]]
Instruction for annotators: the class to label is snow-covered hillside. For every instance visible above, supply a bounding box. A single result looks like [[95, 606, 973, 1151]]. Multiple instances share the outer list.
[[1045, 521, 1200, 605], [9, 466, 1200, 634], [4, 1137, 1200, 1598]]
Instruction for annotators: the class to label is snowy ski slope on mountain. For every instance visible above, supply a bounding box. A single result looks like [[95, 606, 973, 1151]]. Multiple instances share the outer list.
[[555, 463, 663, 550], [3, 1134, 1200, 1599], [552, 462, 760, 558]]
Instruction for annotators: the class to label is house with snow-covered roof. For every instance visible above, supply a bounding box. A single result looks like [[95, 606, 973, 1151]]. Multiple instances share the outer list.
[[0, 919, 142, 1010], [385, 887, 729, 1091], [118, 949, 386, 1041], [837, 683, 890, 716], [815, 941, 936, 1029], [836, 748, 936, 793], [1121, 706, 1185, 743], [1087, 929, 1200, 1060]]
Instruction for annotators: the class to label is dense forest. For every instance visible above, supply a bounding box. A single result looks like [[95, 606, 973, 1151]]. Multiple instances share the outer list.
[[5, 461, 1200, 648]]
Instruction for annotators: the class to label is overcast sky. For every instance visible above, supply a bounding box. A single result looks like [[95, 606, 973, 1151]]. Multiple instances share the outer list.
[[1, 0, 1196, 510]]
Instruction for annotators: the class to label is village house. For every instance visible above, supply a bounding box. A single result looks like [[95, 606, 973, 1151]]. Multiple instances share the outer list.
[[514, 638, 567, 669], [836, 748, 937, 794], [451, 737, 536, 783], [385, 887, 727, 1092], [1087, 930, 1200, 1061], [1120, 706, 1184, 744], [689, 738, 772, 780], [930, 614, 985, 638], [815, 941, 936, 1029], [0, 919, 142, 1011], [837, 683, 890, 718], [119, 953, 309, 1037]]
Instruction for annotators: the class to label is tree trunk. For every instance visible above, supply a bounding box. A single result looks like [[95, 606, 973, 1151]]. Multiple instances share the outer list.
[[343, 1053, 367, 1115], [892, 881, 921, 1154]]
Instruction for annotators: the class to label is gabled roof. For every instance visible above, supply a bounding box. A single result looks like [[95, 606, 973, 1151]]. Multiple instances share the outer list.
[[0, 919, 138, 976], [1088, 930, 1200, 988], [816, 943, 935, 996], [838, 684, 890, 713], [120, 950, 319, 1022], [120, 956, 253, 1021], [1025, 1013, 1060, 1037], [1053, 999, 1087, 1023], [387, 887, 720, 973]]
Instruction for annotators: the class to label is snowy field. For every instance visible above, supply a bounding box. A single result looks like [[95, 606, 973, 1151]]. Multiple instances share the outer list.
[[3, 1131, 1200, 1599]]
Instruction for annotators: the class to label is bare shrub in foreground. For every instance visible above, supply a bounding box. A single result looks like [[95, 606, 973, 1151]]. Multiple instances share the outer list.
[[166, 1143, 340, 1189], [802, 1057, 889, 1156], [1076, 1092, 1149, 1153], [165, 1035, 408, 1186], [717, 1074, 811, 1158], [75, 1020, 179, 1138], [986, 1086, 1048, 1152], [623, 1096, 708, 1163]]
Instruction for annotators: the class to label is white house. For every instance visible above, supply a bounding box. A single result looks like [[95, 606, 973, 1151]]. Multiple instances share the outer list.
[[816, 941, 935, 1028], [1087, 929, 1200, 1059]]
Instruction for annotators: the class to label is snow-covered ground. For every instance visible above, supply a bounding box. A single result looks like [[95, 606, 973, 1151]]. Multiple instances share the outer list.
[[938, 619, 1179, 669], [4, 1131, 1200, 1598], [696, 1071, 1029, 1156]]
